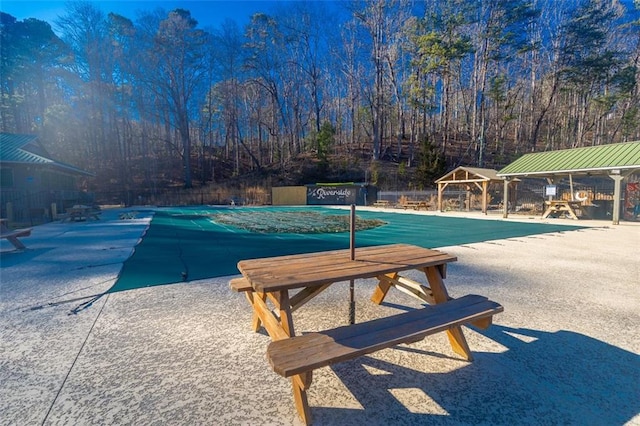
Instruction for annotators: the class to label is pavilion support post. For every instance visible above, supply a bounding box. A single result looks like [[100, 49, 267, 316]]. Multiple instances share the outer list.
[[609, 171, 625, 225], [502, 179, 510, 218]]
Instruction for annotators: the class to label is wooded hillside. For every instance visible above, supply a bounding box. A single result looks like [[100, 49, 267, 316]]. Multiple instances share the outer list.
[[1, 0, 639, 199]]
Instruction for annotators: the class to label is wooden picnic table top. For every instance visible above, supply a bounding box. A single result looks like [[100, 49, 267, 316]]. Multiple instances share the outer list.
[[238, 243, 456, 293], [544, 199, 582, 206], [68, 205, 92, 212]]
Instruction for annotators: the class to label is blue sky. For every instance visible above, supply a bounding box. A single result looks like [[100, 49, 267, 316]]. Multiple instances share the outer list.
[[1, 0, 295, 30]]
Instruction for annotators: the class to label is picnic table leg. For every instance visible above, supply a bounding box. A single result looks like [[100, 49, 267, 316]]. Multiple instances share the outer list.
[[370, 272, 397, 304], [291, 372, 313, 425], [244, 291, 265, 332], [7, 236, 26, 250], [423, 266, 473, 361], [566, 206, 579, 220], [275, 291, 295, 337], [244, 291, 290, 341], [272, 292, 312, 423]]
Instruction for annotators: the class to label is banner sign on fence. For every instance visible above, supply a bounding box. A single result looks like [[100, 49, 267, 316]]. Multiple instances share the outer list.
[[306, 183, 375, 206]]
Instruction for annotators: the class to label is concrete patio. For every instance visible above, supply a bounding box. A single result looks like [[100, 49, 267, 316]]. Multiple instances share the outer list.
[[1, 207, 638, 425]]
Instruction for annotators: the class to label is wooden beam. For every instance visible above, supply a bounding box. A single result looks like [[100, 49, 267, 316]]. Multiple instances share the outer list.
[[482, 181, 488, 214], [290, 284, 331, 312], [249, 291, 289, 341], [371, 272, 396, 304], [277, 291, 295, 337], [440, 178, 490, 184], [377, 274, 436, 304]]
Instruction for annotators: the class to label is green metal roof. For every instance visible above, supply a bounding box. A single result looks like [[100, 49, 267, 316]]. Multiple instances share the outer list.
[[0, 134, 43, 163], [497, 141, 640, 177], [0, 133, 93, 176]]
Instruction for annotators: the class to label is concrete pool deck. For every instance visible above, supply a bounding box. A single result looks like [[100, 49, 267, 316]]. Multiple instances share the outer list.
[[1, 207, 638, 425]]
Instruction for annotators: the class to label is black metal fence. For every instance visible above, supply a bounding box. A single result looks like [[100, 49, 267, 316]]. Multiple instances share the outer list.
[[94, 186, 272, 208]]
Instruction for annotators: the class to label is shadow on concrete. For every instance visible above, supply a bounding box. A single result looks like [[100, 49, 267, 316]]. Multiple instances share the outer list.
[[312, 324, 639, 425]]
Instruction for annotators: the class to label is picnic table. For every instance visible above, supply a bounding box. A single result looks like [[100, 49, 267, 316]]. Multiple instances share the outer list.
[[63, 205, 101, 222], [400, 200, 430, 210], [542, 199, 582, 220], [232, 243, 502, 424], [372, 199, 391, 207], [0, 218, 31, 250]]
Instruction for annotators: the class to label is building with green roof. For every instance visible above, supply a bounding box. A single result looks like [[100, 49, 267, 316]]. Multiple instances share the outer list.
[[1, 133, 93, 224], [497, 141, 640, 224]]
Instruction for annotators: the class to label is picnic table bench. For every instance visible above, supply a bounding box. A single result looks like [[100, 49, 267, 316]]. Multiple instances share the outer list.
[[232, 244, 503, 424], [0, 219, 31, 250], [267, 294, 501, 377]]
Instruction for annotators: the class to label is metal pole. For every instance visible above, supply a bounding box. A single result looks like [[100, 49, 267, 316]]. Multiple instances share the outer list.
[[349, 204, 356, 324], [350, 204, 355, 260]]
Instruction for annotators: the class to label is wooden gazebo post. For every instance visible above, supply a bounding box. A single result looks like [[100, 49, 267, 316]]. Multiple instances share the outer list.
[[482, 180, 488, 214], [465, 185, 471, 211], [437, 182, 445, 212]]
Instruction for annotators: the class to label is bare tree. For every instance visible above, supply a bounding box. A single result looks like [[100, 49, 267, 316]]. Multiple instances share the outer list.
[[144, 9, 209, 188], [56, 2, 110, 162], [353, 0, 390, 160]]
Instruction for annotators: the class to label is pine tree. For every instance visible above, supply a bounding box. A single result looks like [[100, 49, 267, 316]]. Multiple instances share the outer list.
[[415, 135, 446, 188]]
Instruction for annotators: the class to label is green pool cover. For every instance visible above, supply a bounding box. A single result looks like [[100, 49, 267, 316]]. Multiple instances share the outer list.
[[112, 206, 584, 292]]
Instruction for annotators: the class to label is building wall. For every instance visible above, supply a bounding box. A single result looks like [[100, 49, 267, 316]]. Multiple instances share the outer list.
[[0, 164, 84, 223]]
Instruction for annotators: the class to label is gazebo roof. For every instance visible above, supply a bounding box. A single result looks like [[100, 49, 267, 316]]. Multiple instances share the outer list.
[[497, 141, 640, 178], [435, 166, 502, 184]]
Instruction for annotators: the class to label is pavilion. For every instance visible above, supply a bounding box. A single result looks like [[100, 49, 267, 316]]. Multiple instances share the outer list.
[[497, 141, 640, 224]]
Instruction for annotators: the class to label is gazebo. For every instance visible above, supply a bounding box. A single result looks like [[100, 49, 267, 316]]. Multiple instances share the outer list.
[[435, 167, 506, 214], [497, 141, 640, 224]]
